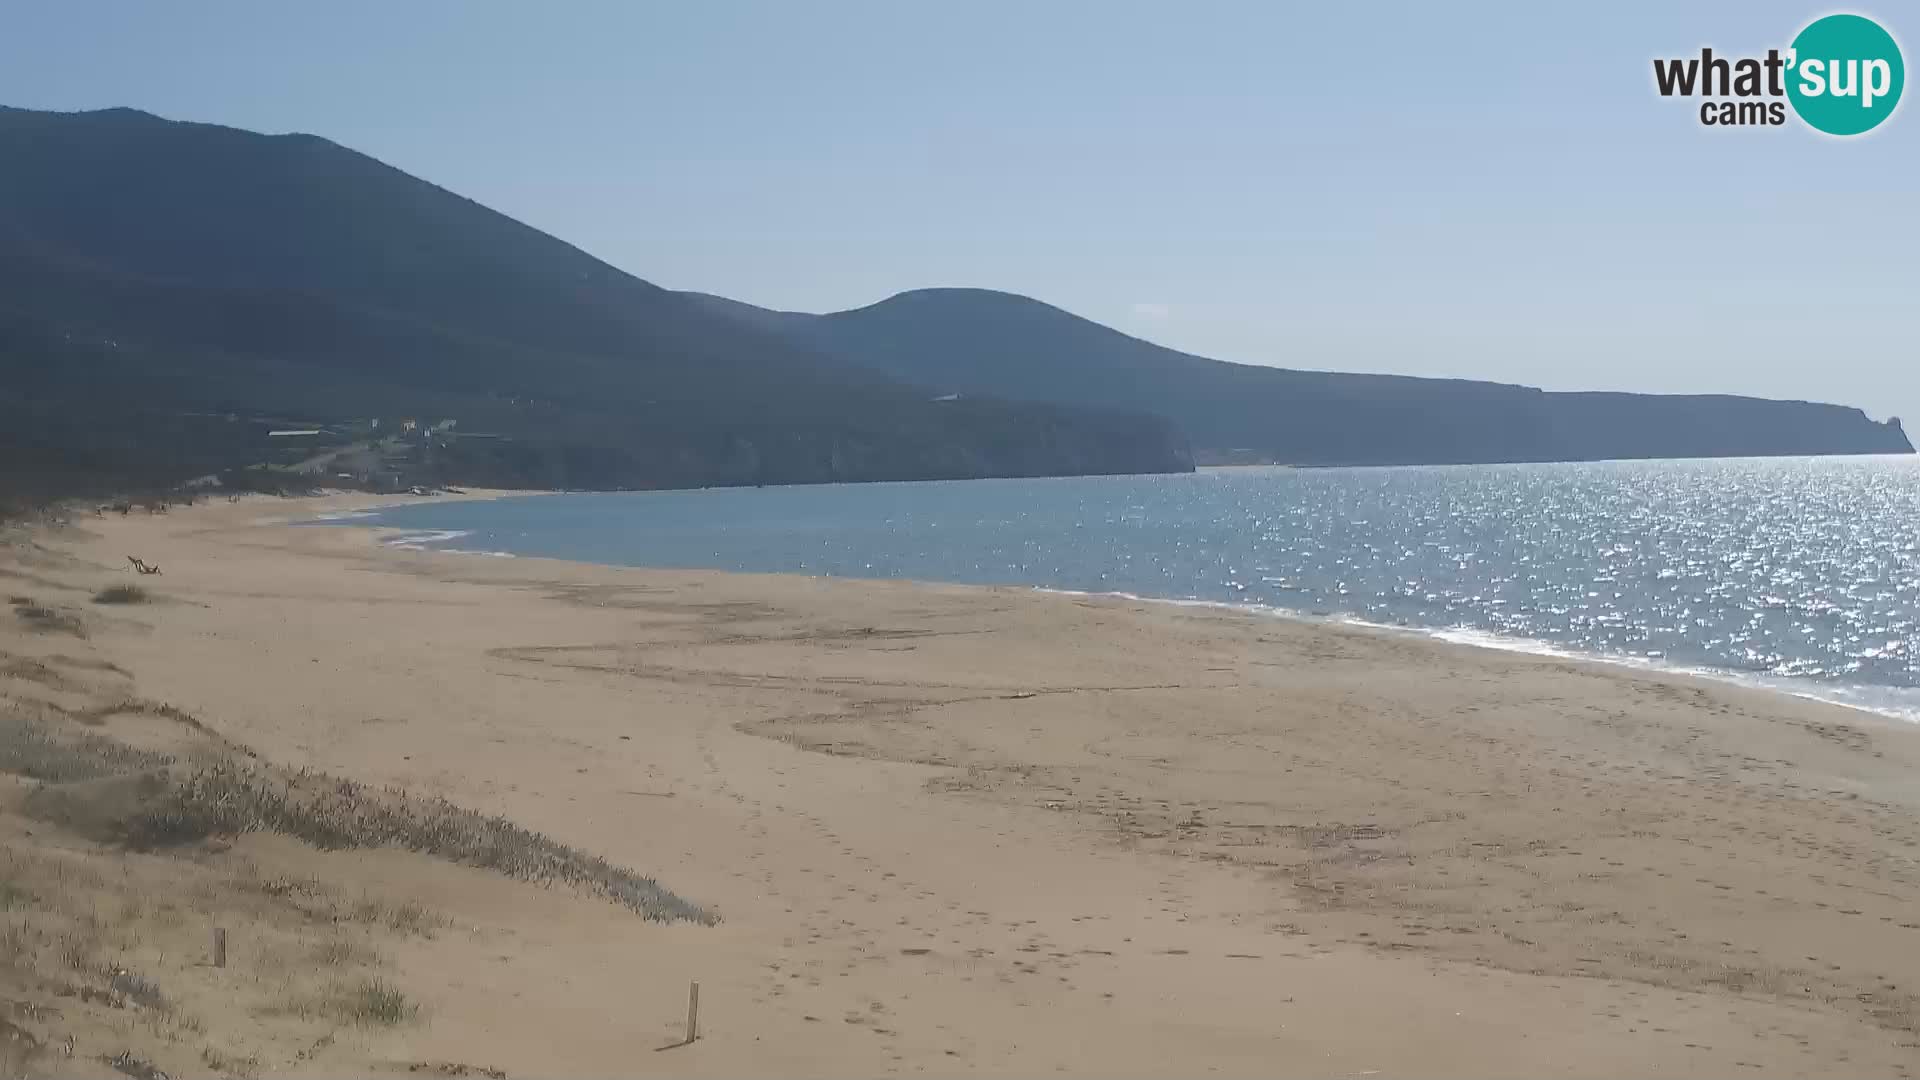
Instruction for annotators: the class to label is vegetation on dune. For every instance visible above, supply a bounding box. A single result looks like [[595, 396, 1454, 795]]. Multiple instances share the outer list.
[[0, 692, 706, 1076], [0, 711, 171, 782], [8, 597, 84, 637], [2, 701, 710, 924], [110, 762, 712, 923], [330, 977, 417, 1028], [0, 818, 438, 1076]]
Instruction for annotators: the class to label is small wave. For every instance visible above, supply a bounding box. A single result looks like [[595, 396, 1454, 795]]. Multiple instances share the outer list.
[[1430, 626, 1920, 723], [1428, 626, 1585, 660], [1033, 587, 1920, 725], [383, 529, 473, 551], [380, 530, 514, 558], [308, 509, 380, 522]]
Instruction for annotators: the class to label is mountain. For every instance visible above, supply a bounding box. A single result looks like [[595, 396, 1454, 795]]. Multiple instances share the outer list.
[[0, 107, 1192, 499], [683, 288, 1913, 466], [3, 103, 1899, 504]]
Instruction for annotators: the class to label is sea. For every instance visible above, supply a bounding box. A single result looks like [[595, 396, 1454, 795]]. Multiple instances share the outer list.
[[323, 456, 1920, 722]]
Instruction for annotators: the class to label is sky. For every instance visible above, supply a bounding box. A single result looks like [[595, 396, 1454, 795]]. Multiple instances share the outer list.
[[3, 1, 1914, 422]]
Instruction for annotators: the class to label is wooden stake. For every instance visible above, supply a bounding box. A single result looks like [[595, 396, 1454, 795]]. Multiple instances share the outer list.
[[686, 980, 700, 1043], [213, 927, 227, 969]]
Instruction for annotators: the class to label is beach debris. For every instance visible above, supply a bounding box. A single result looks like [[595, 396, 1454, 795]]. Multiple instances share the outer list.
[[107, 969, 167, 1011], [125, 557, 161, 576]]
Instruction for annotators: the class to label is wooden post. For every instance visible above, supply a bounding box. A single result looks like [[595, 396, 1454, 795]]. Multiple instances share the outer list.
[[213, 927, 227, 969], [686, 980, 700, 1043]]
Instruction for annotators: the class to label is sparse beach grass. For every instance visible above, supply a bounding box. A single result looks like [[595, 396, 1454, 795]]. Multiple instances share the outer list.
[[0, 710, 172, 782], [0, 559, 707, 1080], [91, 584, 151, 605], [8, 597, 84, 638], [2, 697, 708, 923], [331, 977, 417, 1027], [91, 758, 712, 923]]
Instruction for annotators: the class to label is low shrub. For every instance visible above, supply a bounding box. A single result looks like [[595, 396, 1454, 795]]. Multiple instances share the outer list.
[[332, 978, 416, 1027]]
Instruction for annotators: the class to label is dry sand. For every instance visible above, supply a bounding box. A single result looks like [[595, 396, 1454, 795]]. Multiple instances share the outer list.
[[4, 491, 1920, 1077]]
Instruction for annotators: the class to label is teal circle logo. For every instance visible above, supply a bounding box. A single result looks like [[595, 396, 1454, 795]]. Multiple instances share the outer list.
[[1786, 14, 1904, 135]]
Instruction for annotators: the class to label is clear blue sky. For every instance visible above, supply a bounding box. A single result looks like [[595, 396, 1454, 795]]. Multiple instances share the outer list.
[[4, 2, 1914, 421]]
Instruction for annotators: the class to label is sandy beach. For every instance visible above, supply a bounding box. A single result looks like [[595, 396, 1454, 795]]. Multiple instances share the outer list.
[[3, 492, 1919, 1077]]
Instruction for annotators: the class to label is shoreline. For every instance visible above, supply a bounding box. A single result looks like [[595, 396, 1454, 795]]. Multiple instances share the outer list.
[[12, 492, 1920, 1075], [325, 491, 1920, 730], [1039, 588, 1920, 729]]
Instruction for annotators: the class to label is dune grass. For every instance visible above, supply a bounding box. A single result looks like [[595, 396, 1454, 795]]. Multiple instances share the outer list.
[[92, 584, 151, 605], [0, 711, 172, 783], [311, 938, 381, 967], [1, 705, 711, 924], [116, 762, 712, 923], [9, 598, 84, 637], [332, 977, 417, 1027]]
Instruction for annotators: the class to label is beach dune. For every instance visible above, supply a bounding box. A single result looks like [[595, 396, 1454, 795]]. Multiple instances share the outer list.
[[2, 493, 1917, 1077]]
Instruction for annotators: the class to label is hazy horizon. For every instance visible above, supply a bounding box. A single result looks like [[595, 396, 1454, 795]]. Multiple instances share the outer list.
[[3, 1, 1912, 420]]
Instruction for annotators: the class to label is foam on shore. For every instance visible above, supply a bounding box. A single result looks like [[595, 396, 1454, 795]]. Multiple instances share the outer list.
[[1033, 586, 1920, 725]]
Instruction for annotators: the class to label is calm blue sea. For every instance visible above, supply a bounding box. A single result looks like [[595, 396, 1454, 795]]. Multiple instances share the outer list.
[[327, 456, 1920, 721]]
